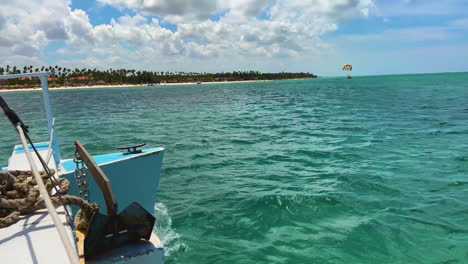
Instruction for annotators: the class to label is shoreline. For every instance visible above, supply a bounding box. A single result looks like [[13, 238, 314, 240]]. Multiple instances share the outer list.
[[0, 79, 311, 93]]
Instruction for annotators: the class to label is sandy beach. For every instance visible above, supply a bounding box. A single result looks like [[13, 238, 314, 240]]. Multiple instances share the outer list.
[[0, 79, 280, 93]]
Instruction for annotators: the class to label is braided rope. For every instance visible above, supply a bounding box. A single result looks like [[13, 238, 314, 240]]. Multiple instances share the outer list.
[[0, 170, 99, 229]]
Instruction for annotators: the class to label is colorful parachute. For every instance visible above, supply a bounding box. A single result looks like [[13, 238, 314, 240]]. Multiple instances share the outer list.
[[342, 64, 352, 71]]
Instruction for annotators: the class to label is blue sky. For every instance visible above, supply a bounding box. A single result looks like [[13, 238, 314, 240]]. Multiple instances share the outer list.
[[1, 0, 468, 76]]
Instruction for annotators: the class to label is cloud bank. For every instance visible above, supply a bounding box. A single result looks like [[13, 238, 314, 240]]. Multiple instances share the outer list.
[[0, 0, 374, 71]]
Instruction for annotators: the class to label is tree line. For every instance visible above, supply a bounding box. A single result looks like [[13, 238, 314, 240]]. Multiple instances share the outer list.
[[0, 65, 317, 88]]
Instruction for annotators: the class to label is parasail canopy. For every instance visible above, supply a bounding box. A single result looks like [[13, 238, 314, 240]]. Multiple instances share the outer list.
[[342, 64, 352, 71]]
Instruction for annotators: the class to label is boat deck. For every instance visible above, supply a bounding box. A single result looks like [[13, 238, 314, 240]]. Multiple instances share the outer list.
[[0, 142, 75, 263], [0, 208, 74, 263]]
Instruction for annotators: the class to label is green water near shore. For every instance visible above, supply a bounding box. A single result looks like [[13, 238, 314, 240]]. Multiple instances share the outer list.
[[1, 72, 468, 263]]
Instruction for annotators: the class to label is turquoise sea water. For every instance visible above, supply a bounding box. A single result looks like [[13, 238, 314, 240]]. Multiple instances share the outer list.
[[1, 73, 467, 263]]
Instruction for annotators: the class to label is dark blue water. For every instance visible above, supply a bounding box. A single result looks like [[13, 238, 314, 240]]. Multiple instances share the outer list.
[[1, 73, 468, 263]]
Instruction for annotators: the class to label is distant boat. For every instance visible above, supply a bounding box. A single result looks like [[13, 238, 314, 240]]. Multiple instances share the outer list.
[[196, 81, 202, 85], [342, 64, 352, 79]]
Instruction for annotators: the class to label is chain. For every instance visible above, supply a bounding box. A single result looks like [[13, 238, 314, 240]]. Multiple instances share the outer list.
[[73, 151, 89, 201]]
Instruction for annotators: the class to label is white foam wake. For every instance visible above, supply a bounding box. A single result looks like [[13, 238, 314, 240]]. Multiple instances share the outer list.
[[154, 203, 188, 257]]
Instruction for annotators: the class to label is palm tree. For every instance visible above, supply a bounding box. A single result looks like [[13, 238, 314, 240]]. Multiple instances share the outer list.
[[0, 64, 316, 88]]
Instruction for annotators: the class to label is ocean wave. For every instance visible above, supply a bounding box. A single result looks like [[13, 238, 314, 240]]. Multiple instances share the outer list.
[[154, 203, 188, 257]]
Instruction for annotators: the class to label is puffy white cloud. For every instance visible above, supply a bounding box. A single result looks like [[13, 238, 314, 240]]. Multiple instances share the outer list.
[[67, 9, 95, 45], [0, 0, 375, 72], [0, 0, 95, 58], [97, 0, 273, 23], [97, 0, 372, 24], [270, 0, 372, 24], [98, 0, 217, 23]]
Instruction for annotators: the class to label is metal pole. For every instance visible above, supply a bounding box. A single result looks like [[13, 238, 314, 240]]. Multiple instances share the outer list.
[[40, 75, 61, 166], [17, 125, 80, 264]]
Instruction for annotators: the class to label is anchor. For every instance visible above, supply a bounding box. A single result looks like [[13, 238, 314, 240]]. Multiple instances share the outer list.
[[75, 141, 155, 259]]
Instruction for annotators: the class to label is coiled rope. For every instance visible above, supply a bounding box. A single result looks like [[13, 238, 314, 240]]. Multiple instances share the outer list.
[[0, 169, 100, 229]]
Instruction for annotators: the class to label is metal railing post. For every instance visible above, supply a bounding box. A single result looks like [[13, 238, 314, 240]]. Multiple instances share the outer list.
[[17, 125, 80, 264], [39, 75, 61, 167]]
